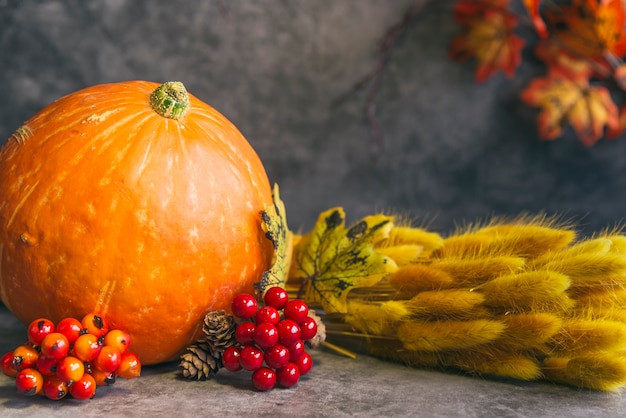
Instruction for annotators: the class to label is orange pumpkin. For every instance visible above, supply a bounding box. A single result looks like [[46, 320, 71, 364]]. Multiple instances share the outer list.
[[0, 81, 274, 365]]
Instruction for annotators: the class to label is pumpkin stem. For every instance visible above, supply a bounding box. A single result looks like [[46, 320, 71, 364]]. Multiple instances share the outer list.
[[149, 81, 190, 120]]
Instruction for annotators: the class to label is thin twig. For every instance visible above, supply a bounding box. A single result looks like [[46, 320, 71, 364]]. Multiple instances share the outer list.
[[216, 0, 231, 22], [339, 0, 435, 163]]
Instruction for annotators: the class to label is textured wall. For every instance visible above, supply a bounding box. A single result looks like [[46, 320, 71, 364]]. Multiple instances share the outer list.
[[2, 0, 625, 235]]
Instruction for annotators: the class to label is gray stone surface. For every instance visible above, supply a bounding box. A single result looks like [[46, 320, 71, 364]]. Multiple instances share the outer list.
[[2, 0, 626, 416], [1, 304, 625, 418]]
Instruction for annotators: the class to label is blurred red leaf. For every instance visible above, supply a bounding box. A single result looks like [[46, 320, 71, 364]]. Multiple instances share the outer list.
[[607, 104, 626, 138], [454, 0, 511, 26], [614, 63, 626, 90], [521, 72, 619, 146], [545, 0, 626, 59], [534, 39, 595, 79], [522, 0, 548, 37], [449, 10, 525, 82]]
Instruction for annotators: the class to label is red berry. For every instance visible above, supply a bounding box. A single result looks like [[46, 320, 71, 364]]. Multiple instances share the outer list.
[[239, 346, 264, 371], [16, 368, 44, 396], [252, 367, 276, 391], [276, 362, 300, 388], [116, 351, 141, 379], [295, 352, 313, 375], [231, 293, 258, 319], [1, 351, 18, 377], [40, 332, 70, 360], [299, 316, 318, 341], [221, 346, 242, 372], [73, 333, 102, 362], [284, 299, 309, 323], [94, 346, 122, 373], [253, 322, 279, 349], [263, 286, 289, 310], [56, 356, 85, 384], [104, 329, 131, 353], [90, 368, 116, 386], [69, 373, 97, 400], [235, 322, 256, 346], [56, 317, 85, 344], [36, 355, 59, 376], [81, 313, 109, 337], [255, 305, 280, 325], [264, 344, 290, 369], [12, 344, 39, 371], [277, 319, 301, 346], [27, 318, 55, 346], [288, 340, 305, 362], [42, 375, 68, 400]]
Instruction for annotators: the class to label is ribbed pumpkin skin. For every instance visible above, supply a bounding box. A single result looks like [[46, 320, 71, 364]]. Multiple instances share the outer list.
[[0, 81, 274, 364]]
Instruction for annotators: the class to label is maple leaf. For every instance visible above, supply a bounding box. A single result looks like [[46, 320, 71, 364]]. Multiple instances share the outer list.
[[545, 0, 626, 59], [520, 72, 619, 146], [614, 63, 626, 91], [522, 0, 548, 37], [289, 208, 398, 314], [255, 183, 292, 296], [449, 10, 525, 82], [607, 104, 626, 138], [453, 0, 511, 27], [534, 39, 594, 79]]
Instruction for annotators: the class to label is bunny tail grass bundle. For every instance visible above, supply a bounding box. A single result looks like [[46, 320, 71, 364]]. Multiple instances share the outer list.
[[286, 208, 626, 392]]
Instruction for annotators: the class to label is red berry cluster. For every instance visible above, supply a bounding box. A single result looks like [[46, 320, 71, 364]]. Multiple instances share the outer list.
[[223, 286, 317, 391], [1, 313, 141, 400]]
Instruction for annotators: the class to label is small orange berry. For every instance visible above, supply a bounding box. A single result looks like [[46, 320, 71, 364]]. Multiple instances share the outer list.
[[103, 329, 131, 353], [16, 368, 44, 396], [93, 346, 121, 373], [81, 313, 109, 337], [116, 351, 141, 379], [56, 356, 85, 384], [73, 333, 102, 362], [12, 344, 39, 371]]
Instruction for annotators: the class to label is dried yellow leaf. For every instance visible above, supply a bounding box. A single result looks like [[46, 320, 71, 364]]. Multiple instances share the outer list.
[[289, 208, 398, 313], [255, 183, 291, 295]]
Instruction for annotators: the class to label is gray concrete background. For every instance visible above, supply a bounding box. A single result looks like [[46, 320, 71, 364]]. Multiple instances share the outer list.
[[2, 1, 626, 416], [2, 0, 625, 235]]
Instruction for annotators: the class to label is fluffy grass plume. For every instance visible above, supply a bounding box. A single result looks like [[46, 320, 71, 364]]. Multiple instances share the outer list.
[[288, 211, 626, 391]]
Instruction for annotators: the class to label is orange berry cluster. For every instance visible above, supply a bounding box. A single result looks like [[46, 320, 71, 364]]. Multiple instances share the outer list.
[[1, 313, 141, 400]]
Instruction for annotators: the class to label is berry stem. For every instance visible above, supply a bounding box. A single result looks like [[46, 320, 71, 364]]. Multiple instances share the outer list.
[[322, 341, 357, 359]]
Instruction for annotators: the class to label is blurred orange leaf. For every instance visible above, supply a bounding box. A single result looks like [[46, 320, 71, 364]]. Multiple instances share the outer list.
[[522, 0, 548, 37], [449, 11, 524, 82], [521, 72, 618, 146], [534, 39, 594, 79], [545, 0, 626, 59], [608, 104, 626, 138], [453, 0, 511, 26], [614, 63, 626, 90]]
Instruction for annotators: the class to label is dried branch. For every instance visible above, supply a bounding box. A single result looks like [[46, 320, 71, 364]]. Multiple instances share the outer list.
[[339, 0, 435, 163]]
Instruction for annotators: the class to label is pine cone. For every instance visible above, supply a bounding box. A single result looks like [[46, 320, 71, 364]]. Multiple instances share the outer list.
[[179, 341, 220, 380], [305, 310, 326, 349], [202, 309, 237, 353]]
